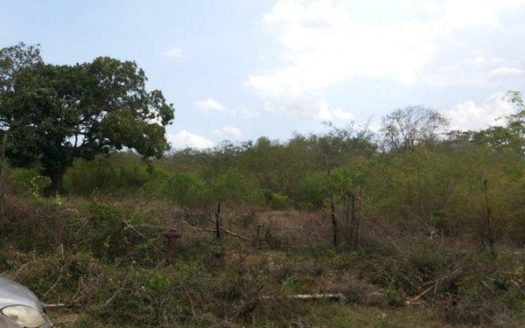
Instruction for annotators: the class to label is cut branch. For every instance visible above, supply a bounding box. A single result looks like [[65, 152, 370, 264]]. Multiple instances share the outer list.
[[183, 220, 250, 242], [262, 293, 346, 301]]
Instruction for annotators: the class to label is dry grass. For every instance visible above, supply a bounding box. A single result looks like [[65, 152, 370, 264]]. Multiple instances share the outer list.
[[1, 196, 524, 327]]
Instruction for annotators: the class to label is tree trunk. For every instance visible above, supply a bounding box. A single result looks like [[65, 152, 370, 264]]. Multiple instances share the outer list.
[[343, 190, 351, 242], [0, 132, 7, 214], [0, 131, 7, 201], [45, 169, 65, 197], [349, 192, 357, 248]]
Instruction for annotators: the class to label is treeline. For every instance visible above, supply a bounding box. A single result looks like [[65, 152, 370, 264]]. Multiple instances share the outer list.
[[6, 101, 525, 245]]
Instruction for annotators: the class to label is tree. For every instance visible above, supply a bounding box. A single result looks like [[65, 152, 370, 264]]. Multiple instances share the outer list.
[[0, 42, 42, 94], [380, 106, 449, 152], [316, 123, 375, 249], [0, 43, 43, 199], [0, 43, 175, 194], [469, 91, 525, 155]]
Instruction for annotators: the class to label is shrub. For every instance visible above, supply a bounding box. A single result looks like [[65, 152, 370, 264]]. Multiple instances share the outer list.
[[268, 192, 291, 210], [64, 154, 150, 196], [298, 173, 326, 209], [161, 172, 210, 209], [4, 167, 50, 196], [211, 169, 264, 207], [85, 201, 167, 264]]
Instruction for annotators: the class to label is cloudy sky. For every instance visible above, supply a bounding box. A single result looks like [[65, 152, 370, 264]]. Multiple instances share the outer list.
[[1, 0, 524, 149]]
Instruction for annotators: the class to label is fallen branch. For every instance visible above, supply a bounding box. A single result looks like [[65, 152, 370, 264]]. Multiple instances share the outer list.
[[511, 280, 525, 297], [44, 263, 66, 298], [6, 257, 42, 279], [184, 220, 250, 242], [407, 267, 463, 305], [45, 280, 130, 311], [181, 285, 196, 318], [262, 293, 346, 301], [133, 220, 250, 242], [420, 267, 462, 288], [406, 285, 434, 305], [88, 283, 128, 311], [44, 303, 79, 309], [481, 280, 495, 293], [122, 219, 147, 239]]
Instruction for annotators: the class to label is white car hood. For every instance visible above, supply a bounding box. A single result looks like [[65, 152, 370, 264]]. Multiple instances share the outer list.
[[0, 277, 43, 311]]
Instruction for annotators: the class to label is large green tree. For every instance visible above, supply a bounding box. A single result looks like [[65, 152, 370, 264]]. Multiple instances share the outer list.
[[0, 43, 175, 193]]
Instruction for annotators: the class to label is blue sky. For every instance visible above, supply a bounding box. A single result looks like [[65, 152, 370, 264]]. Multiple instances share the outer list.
[[1, 0, 525, 149]]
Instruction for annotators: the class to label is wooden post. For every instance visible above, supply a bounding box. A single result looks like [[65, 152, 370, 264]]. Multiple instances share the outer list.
[[343, 190, 350, 242], [324, 155, 338, 249], [354, 188, 364, 249], [483, 179, 496, 256], [255, 224, 262, 248], [215, 201, 222, 241]]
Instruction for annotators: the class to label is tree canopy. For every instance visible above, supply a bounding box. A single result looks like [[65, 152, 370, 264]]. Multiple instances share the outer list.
[[380, 106, 449, 151], [0, 43, 175, 193], [467, 91, 525, 155]]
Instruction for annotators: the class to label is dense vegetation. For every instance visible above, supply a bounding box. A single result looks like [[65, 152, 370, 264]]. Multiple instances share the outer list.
[[1, 43, 525, 327], [0, 43, 174, 194]]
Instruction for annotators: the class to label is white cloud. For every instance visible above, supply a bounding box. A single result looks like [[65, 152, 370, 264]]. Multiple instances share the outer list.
[[468, 56, 498, 66], [193, 98, 229, 113], [316, 99, 354, 121], [332, 108, 355, 121], [163, 47, 184, 58], [248, 0, 525, 118], [444, 92, 516, 131], [489, 66, 525, 76], [237, 108, 261, 118], [214, 126, 243, 140], [167, 130, 214, 149]]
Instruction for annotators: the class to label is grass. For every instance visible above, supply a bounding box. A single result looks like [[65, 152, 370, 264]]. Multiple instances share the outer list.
[[1, 195, 524, 327]]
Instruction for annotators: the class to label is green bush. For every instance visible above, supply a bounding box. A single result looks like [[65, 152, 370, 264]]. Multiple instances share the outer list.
[[5, 167, 50, 196], [64, 154, 150, 196], [211, 169, 264, 207], [161, 172, 210, 209], [86, 202, 166, 264], [268, 191, 291, 209], [1, 197, 69, 252], [298, 173, 326, 209]]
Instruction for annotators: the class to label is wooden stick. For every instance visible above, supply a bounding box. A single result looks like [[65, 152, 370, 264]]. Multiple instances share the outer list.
[[215, 202, 222, 241], [88, 284, 127, 311], [122, 219, 147, 239], [511, 280, 525, 297], [483, 179, 496, 256], [188, 220, 251, 242], [324, 154, 338, 249], [181, 285, 196, 318], [44, 303, 78, 309], [262, 293, 346, 301], [129, 219, 250, 242], [407, 285, 434, 305]]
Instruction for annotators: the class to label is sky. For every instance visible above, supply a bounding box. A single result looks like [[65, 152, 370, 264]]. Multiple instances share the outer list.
[[1, 0, 525, 149]]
